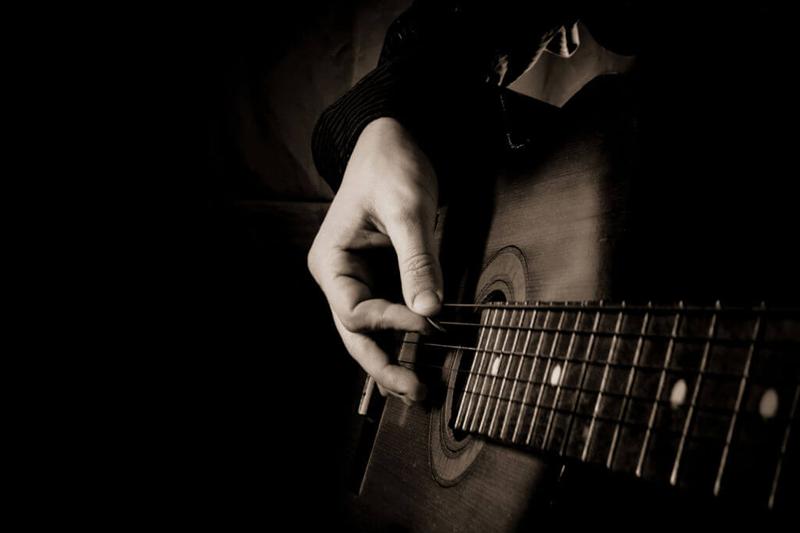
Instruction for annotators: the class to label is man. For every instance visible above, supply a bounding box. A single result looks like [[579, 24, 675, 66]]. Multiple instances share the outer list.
[[306, 1, 793, 403], [307, 1, 644, 402]]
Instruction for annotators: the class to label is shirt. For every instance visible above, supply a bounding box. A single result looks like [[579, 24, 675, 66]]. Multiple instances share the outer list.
[[310, 0, 641, 191]]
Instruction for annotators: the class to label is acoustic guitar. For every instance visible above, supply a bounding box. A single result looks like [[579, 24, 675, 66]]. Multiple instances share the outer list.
[[344, 74, 800, 531]]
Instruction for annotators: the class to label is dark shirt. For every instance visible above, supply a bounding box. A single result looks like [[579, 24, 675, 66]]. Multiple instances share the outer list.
[[311, 0, 642, 191]]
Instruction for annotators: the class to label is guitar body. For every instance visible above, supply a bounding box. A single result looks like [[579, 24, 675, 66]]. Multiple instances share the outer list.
[[346, 75, 799, 531]]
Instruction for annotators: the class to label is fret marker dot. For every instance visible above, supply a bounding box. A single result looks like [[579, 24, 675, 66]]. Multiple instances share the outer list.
[[550, 364, 562, 386], [670, 379, 687, 408], [490, 356, 502, 376], [759, 389, 779, 419]]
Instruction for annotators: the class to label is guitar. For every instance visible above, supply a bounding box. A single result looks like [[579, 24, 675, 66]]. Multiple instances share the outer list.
[[344, 74, 800, 531]]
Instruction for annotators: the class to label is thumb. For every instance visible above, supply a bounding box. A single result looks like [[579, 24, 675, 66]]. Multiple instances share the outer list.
[[385, 212, 443, 317]]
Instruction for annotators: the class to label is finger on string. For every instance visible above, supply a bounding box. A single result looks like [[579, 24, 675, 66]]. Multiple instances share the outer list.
[[321, 250, 434, 335], [332, 313, 427, 401]]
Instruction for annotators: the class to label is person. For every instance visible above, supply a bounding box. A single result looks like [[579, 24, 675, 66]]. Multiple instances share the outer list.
[[305, 1, 647, 402], [306, 0, 794, 403]]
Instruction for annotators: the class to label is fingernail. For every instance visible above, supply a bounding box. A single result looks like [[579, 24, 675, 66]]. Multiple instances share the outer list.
[[413, 290, 440, 315]]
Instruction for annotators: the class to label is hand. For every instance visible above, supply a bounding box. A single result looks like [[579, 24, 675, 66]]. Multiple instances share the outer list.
[[308, 118, 442, 404]]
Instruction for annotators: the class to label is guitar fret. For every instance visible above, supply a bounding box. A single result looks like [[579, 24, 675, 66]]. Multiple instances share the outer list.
[[454, 308, 488, 428], [454, 314, 485, 428], [476, 308, 516, 434], [636, 303, 683, 477], [713, 306, 763, 496], [446, 300, 800, 507], [442, 335, 786, 381], [451, 302, 794, 311], [500, 308, 539, 440], [581, 304, 625, 462], [455, 370, 798, 416], [542, 308, 584, 450], [769, 384, 800, 509], [669, 302, 720, 486], [457, 307, 499, 429], [525, 310, 567, 445], [512, 310, 552, 443], [606, 304, 651, 470], [455, 386, 789, 438], [487, 305, 526, 437], [560, 306, 603, 457], [468, 308, 509, 432]]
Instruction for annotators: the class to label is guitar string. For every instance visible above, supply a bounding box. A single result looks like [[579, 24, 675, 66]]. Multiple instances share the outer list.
[[714, 311, 763, 496], [383, 302, 795, 499], [606, 309, 652, 469], [512, 309, 553, 441], [441, 302, 800, 314], [581, 307, 626, 461], [670, 304, 720, 485], [399, 338, 797, 385], [413, 370, 772, 492], [527, 310, 568, 445], [459, 308, 500, 429], [406, 375, 776, 449], [486, 305, 529, 437], [467, 308, 509, 432], [559, 308, 603, 457], [430, 320, 800, 350], [393, 359, 790, 423], [541, 309, 586, 450]]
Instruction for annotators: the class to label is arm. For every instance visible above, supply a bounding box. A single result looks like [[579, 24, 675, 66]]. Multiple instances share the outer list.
[[313, 0, 581, 190], [308, 1, 580, 401]]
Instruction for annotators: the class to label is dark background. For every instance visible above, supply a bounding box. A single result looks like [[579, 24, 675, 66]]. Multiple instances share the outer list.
[[6, 2, 409, 530]]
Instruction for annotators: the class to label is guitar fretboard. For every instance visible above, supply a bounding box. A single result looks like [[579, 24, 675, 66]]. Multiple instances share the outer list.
[[446, 302, 799, 509]]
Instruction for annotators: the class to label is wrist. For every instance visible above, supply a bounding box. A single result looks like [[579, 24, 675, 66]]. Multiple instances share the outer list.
[[345, 117, 439, 202]]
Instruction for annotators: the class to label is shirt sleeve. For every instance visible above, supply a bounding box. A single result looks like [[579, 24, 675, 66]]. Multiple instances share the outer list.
[[311, 0, 580, 191]]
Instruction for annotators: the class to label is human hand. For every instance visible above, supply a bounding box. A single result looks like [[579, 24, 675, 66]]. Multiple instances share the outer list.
[[308, 118, 442, 404]]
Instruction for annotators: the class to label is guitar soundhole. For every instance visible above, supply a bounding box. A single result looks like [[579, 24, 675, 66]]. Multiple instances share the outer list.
[[429, 247, 526, 485], [450, 289, 508, 441]]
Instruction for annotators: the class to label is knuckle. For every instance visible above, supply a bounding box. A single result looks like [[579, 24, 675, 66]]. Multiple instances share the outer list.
[[375, 305, 394, 330], [341, 306, 374, 334], [377, 305, 391, 331], [377, 367, 400, 391], [338, 311, 360, 333], [384, 202, 415, 227], [382, 189, 425, 223]]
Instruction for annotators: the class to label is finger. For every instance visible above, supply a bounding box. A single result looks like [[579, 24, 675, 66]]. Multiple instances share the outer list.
[[321, 250, 433, 334], [384, 213, 443, 317], [345, 228, 392, 250], [333, 314, 427, 401], [331, 278, 433, 333]]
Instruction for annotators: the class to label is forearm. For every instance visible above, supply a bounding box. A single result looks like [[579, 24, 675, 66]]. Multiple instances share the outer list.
[[311, 60, 406, 192], [312, 1, 495, 191], [311, 50, 495, 193]]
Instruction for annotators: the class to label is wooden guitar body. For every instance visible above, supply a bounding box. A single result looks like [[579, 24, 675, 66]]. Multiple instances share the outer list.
[[346, 75, 799, 532]]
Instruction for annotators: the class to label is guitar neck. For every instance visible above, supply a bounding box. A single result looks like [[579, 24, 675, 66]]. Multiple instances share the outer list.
[[449, 301, 800, 509]]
